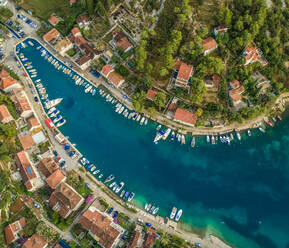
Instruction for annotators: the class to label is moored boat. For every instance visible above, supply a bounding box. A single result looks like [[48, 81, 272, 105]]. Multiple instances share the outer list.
[[56, 119, 66, 127], [115, 182, 124, 193], [191, 136, 195, 147], [104, 174, 114, 183], [45, 98, 63, 109], [170, 207, 177, 219], [128, 192, 135, 201], [175, 209, 183, 221]]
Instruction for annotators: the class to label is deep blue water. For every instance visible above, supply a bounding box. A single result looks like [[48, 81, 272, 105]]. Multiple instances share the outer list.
[[17, 39, 289, 248]]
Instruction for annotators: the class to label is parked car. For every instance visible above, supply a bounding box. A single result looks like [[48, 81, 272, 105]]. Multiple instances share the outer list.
[[108, 207, 114, 214], [34, 96, 38, 102], [25, 197, 31, 202], [137, 218, 143, 223], [53, 150, 58, 156], [33, 202, 40, 208], [145, 222, 152, 227], [113, 211, 118, 218], [59, 160, 66, 167]]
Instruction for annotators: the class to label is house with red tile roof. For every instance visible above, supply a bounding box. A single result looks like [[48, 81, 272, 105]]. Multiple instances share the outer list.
[[0, 104, 13, 123], [71, 27, 81, 37], [173, 108, 198, 127], [0, 69, 21, 93], [48, 15, 60, 26], [202, 37, 218, 55], [19, 134, 35, 150], [27, 116, 41, 131], [173, 60, 193, 88], [213, 24, 228, 36], [113, 32, 133, 53], [146, 89, 157, 101], [38, 157, 59, 178], [43, 28, 60, 44], [229, 80, 245, 105], [79, 206, 125, 248], [46, 169, 66, 189], [15, 151, 38, 191], [11, 88, 33, 118], [54, 37, 73, 56], [4, 217, 26, 244], [77, 14, 91, 30], [76, 53, 94, 70], [142, 230, 156, 248], [101, 65, 125, 88], [243, 44, 260, 65], [204, 74, 221, 89], [22, 234, 48, 248], [49, 182, 84, 218]]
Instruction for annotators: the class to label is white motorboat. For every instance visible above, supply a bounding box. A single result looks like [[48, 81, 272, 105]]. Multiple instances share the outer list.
[[45, 98, 63, 109]]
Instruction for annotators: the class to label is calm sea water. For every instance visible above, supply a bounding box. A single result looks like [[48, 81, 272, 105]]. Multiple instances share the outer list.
[[18, 39, 289, 248]]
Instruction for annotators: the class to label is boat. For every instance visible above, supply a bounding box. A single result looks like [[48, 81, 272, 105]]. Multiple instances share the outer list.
[[154, 130, 165, 143], [145, 118, 148, 125], [50, 109, 59, 118], [206, 135, 210, 143], [145, 203, 149, 211], [45, 98, 63, 109], [113, 184, 118, 191], [104, 174, 114, 183], [162, 128, 171, 140], [153, 207, 159, 215], [115, 182, 124, 193], [259, 127, 265, 133], [236, 132, 241, 140], [247, 130, 251, 136], [124, 192, 130, 198], [118, 106, 124, 114], [211, 136, 215, 145], [181, 135, 186, 145], [272, 117, 277, 122], [150, 206, 155, 213], [98, 174, 103, 179], [93, 170, 99, 175], [278, 115, 282, 121], [47, 107, 56, 115], [156, 125, 161, 130], [56, 119, 66, 127], [128, 192, 135, 201], [191, 137, 195, 147], [109, 182, 116, 188], [266, 121, 274, 127], [230, 133, 234, 140], [80, 157, 89, 165], [140, 117, 145, 125], [170, 207, 177, 219], [120, 190, 125, 198], [53, 115, 62, 123], [175, 209, 183, 221], [90, 166, 96, 171]]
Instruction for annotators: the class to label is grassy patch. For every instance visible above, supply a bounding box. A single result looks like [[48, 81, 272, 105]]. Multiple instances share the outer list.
[[67, 48, 76, 57], [20, 0, 71, 20]]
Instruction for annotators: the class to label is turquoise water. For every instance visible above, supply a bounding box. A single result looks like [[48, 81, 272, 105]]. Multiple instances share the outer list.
[[18, 39, 289, 248]]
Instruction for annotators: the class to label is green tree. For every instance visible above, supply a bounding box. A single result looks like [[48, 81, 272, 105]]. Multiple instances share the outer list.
[[132, 91, 146, 112], [153, 92, 167, 110], [86, 0, 94, 16], [147, 107, 158, 118], [190, 77, 206, 103], [159, 67, 169, 77]]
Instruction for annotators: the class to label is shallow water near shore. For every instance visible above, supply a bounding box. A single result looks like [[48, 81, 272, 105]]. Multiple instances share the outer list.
[[18, 39, 289, 248]]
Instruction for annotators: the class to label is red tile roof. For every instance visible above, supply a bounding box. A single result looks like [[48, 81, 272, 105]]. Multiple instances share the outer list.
[[27, 116, 40, 129], [174, 108, 198, 126], [0, 104, 13, 123], [14, 151, 36, 190], [48, 16, 59, 26], [175, 60, 193, 81], [22, 234, 47, 248], [0, 69, 9, 78], [79, 207, 120, 248], [71, 27, 81, 36], [38, 157, 59, 178], [127, 230, 140, 248], [19, 134, 35, 150], [43, 28, 60, 43], [46, 169, 66, 189], [113, 32, 133, 51], [12, 88, 32, 115], [143, 232, 155, 248], [4, 218, 26, 244], [213, 74, 221, 87], [102, 64, 114, 77], [77, 14, 90, 23], [107, 71, 124, 87], [202, 37, 218, 51], [146, 89, 157, 100], [244, 45, 259, 63], [0, 77, 19, 91], [229, 85, 245, 102]]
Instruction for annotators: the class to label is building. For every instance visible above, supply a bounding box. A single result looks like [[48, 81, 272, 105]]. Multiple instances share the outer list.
[[204, 74, 221, 89], [173, 60, 193, 88], [76, 53, 93, 70], [15, 151, 38, 191], [54, 37, 73, 56], [146, 89, 157, 101], [27, 116, 41, 131], [142, 230, 156, 248], [48, 15, 60, 26], [243, 44, 260, 65], [202, 37, 218, 55], [19, 134, 35, 150], [229, 80, 245, 105], [112, 32, 133, 52], [4, 217, 26, 244], [0, 69, 21, 93], [0, 104, 13, 123], [22, 234, 48, 248], [49, 182, 84, 218], [101, 64, 125, 88], [79, 206, 124, 248], [71, 27, 81, 37], [103, 50, 114, 62], [213, 25, 228, 36], [11, 88, 33, 118], [173, 108, 198, 127], [43, 28, 60, 44], [38, 157, 59, 178], [46, 169, 66, 189], [77, 14, 91, 30], [127, 230, 142, 248]]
